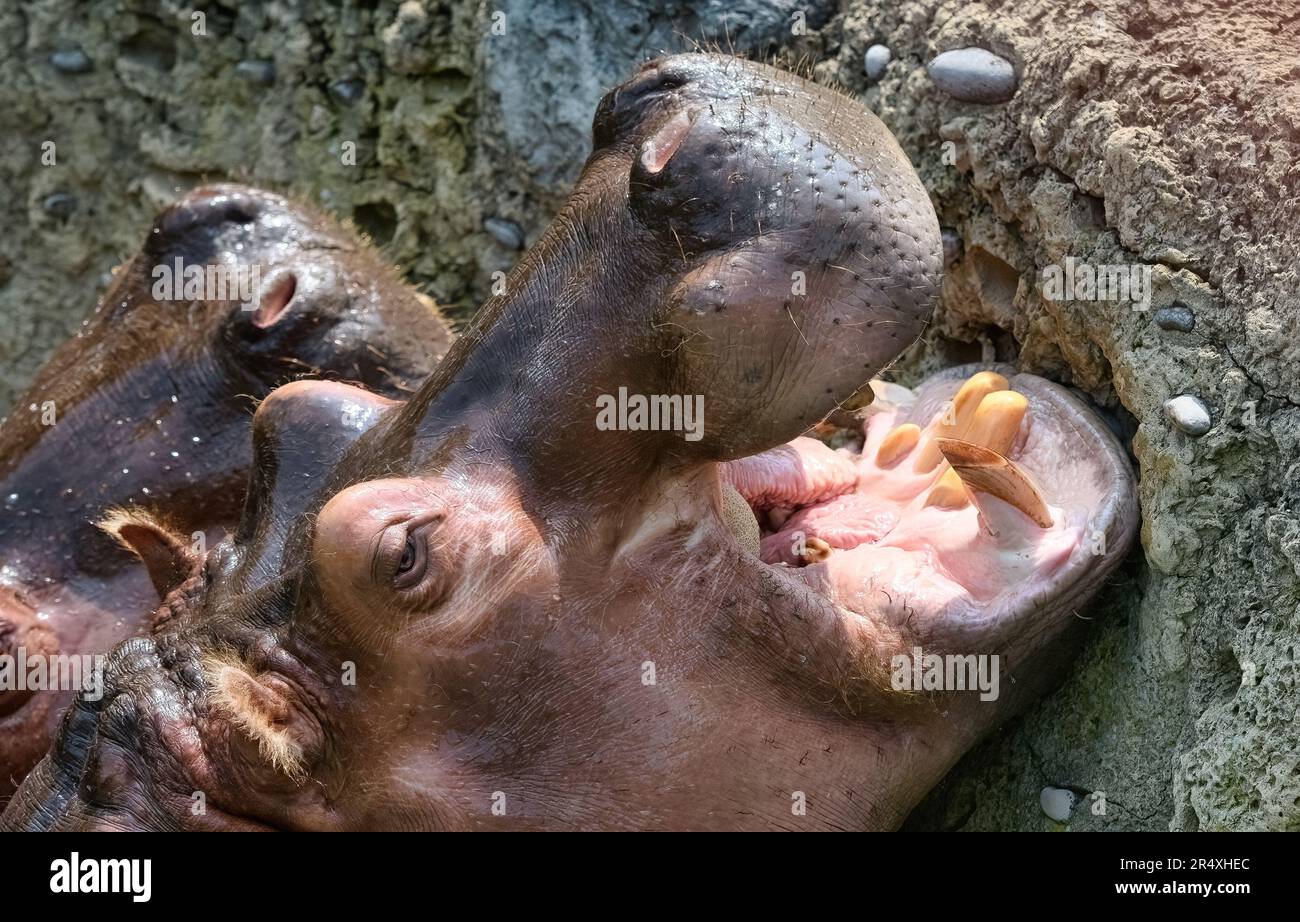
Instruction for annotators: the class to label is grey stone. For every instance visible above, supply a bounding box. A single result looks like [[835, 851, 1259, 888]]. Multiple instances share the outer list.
[[329, 78, 365, 106], [484, 217, 525, 251], [927, 48, 1017, 104], [941, 227, 963, 266], [864, 44, 891, 82], [41, 193, 77, 220], [1164, 394, 1212, 436], [235, 60, 276, 86], [1154, 304, 1195, 332], [49, 48, 92, 74]]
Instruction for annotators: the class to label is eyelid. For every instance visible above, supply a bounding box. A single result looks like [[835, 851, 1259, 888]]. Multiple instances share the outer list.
[[369, 524, 407, 585], [368, 511, 445, 590]]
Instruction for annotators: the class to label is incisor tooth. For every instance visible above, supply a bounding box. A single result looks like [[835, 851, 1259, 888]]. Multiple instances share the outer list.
[[963, 390, 1028, 456], [875, 423, 921, 467], [935, 438, 1053, 528], [801, 536, 833, 563], [924, 467, 969, 510], [914, 371, 1009, 472]]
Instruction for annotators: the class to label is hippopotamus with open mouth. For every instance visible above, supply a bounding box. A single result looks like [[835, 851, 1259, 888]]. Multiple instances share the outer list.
[[0, 186, 451, 801], [2, 54, 1137, 830]]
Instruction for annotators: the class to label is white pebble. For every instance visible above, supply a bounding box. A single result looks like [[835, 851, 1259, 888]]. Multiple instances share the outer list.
[[1040, 786, 1076, 822], [864, 44, 891, 82], [1163, 394, 1212, 436]]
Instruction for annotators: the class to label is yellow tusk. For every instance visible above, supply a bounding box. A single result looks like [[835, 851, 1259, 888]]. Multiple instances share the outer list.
[[924, 467, 970, 510], [875, 423, 921, 468], [914, 371, 1009, 473], [963, 390, 1029, 456]]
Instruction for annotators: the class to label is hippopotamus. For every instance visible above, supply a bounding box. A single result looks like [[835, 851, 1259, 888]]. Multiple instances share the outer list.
[[2, 54, 1137, 830], [0, 185, 450, 801]]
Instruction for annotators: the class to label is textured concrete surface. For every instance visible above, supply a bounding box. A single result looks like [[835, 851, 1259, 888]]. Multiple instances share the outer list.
[[0, 0, 828, 410], [3, 0, 1298, 830]]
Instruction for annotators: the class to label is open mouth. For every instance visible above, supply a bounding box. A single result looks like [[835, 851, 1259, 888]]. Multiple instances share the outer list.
[[723, 363, 1132, 633]]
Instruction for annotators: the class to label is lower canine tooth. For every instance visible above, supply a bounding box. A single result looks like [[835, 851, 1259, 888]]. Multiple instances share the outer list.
[[875, 423, 921, 467], [935, 438, 1053, 528], [801, 536, 833, 563]]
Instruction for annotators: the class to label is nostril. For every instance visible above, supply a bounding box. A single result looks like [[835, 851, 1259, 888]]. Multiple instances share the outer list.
[[630, 69, 688, 100], [152, 189, 261, 246], [253, 272, 296, 328], [641, 107, 697, 174]]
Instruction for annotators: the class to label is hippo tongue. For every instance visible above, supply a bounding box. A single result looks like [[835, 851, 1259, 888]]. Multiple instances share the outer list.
[[722, 436, 858, 511]]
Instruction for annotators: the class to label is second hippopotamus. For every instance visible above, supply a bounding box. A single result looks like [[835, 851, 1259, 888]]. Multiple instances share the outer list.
[[0, 185, 450, 800]]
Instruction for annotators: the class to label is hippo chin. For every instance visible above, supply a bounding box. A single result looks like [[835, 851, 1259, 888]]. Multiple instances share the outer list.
[[2, 55, 1137, 831], [0, 185, 450, 802]]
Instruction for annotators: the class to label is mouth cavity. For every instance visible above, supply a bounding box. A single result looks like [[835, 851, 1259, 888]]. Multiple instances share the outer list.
[[722, 366, 1109, 618]]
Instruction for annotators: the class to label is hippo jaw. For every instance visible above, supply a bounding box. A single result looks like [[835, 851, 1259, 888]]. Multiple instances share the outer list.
[[3, 54, 1136, 831]]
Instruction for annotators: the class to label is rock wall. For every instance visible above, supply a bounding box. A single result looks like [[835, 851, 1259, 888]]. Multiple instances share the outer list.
[[0, 0, 827, 408], [3, 0, 1297, 829]]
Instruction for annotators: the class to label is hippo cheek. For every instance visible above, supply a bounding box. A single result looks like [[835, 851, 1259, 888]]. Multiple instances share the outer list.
[[723, 364, 1138, 726]]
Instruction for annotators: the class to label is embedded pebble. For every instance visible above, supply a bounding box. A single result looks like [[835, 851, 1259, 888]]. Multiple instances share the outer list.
[[1164, 394, 1212, 436], [1039, 786, 1077, 822], [941, 227, 963, 266], [42, 193, 78, 219], [330, 78, 366, 105], [1154, 304, 1195, 332], [864, 44, 891, 82], [485, 217, 525, 250], [235, 60, 276, 85], [50, 48, 93, 74], [927, 48, 1018, 104]]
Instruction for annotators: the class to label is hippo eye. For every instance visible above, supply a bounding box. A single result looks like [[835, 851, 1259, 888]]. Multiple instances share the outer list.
[[397, 537, 417, 575], [390, 523, 433, 591], [365, 514, 440, 593]]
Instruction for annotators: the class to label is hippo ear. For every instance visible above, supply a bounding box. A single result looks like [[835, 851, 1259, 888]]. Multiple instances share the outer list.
[[99, 510, 200, 600]]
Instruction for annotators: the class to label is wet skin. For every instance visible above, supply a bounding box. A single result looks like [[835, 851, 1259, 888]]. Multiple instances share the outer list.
[[0, 186, 451, 801], [3, 55, 1137, 830]]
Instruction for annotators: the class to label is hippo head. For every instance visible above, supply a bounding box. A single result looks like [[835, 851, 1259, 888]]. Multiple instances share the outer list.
[[0, 184, 450, 800], [3, 55, 1136, 830]]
